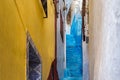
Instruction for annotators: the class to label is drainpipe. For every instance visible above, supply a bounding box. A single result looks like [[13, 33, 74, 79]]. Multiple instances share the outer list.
[[82, 0, 86, 41]]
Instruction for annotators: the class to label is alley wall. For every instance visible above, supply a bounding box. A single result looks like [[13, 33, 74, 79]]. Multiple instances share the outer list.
[[89, 0, 120, 80]]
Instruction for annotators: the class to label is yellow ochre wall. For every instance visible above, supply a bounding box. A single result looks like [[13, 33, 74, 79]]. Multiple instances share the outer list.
[[0, 0, 55, 80]]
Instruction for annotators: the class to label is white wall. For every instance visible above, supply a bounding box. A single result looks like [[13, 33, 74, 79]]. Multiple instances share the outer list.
[[57, 1, 65, 79], [89, 0, 120, 80]]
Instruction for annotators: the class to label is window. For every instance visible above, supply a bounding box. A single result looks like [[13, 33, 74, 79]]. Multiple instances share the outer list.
[[41, 0, 48, 18]]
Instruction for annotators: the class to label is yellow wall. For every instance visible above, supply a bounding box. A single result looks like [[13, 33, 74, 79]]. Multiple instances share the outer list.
[[0, 0, 55, 80]]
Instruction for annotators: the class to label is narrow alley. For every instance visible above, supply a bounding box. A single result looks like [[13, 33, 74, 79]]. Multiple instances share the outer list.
[[0, 0, 120, 80]]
